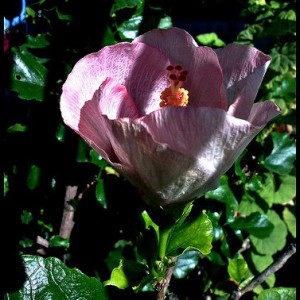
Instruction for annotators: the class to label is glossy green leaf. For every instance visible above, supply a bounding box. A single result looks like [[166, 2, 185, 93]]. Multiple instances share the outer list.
[[257, 287, 296, 300], [10, 48, 47, 101], [104, 260, 129, 289], [49, 235, 70, 248], [245, 175, 263, 192], [4, 255, 108, 300], [250, 210, 287, 256], [195, 32, 225, 47], [95, 178, 107, 209], [166, 211, 213, 257], [229, 212, 274, 238], [227, 254, 250, 284], [173, 251, 200, 279], [141, 210, 159, 239], [89, 149, 108, 168], [104, 259, 148, 290], [26, 164, 41, 190], [282, 207, 296, 238], [55, 123, 66, 142], [118, 16, 143, 40], [262, 132, 296, 175]]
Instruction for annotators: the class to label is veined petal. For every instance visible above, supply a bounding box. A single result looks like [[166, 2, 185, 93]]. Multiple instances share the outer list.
[[247, 100, 281, 126], [61, 42, 171, 126], [98, 77, 139, 119], [100, 117, 221, 207], [134, 27, 227, 109], [215, 43, 271, 119], [139, 107, 254, 159]]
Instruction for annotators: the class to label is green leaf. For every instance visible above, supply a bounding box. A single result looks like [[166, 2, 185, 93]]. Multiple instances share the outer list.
[[257, 287, 296, 300], [257, 173, 296, 207], [95, 178, 107, 209], [229, 212, 274, 238], [117, 16, 143, 40], [4, 255, 108, 300], [269, 43, 296, 73], [227, 254, 250, 284], [10, 48, 47, 101], [49, 235, 70, 248], [104, 259, 148, 290], [278, 9, 296, 21], [4, 173, 9, 196], [251, 252, 275, 289], [173, 251, 200, 279], [55, 7, 72, 21], [205, 176, 238, 209], [262, 132, 296, 175], [89, 149, 108, 168], [55, 123, 66, 142], [21, 210, 33, 225], [101, 26, 117, 47], [26, 164, 41, 190], [158, 16, 173, 29], [267, 73, 296, 100], [23, 34, 50, 49], [166, 211, 213, 257], [7, 123, 27, 133], [104, 260, 129, 289], [141, 210, 159, 239], [195, 32, 226, 47], [111, 0, 143, 13], [250, 210, 287, 256], [282, 207, 296, 238]]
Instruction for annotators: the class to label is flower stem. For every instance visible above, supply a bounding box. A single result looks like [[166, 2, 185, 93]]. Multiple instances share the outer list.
[[158, 227, 171, 259]]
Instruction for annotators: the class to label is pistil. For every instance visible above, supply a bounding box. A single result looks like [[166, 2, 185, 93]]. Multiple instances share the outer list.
[[159, 65, 189, 107]]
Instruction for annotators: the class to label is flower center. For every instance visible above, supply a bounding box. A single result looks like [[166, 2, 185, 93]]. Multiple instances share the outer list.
[[159, 65, 189, 107]]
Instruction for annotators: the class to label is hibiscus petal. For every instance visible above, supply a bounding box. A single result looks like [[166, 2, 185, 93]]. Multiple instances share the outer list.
[[247, 100, 280, 126], [134, 27, 227, 109], [101, 117, 221, 207], [98, 77, 139, 119], [99, 105, 278, 207], [215, 43, 271, 119], [61, 42, 171, 123], [139, 107, 253, 158]]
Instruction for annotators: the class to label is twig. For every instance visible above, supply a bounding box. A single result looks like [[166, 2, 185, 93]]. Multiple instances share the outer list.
[[230, 243, 296, 300], [157, 257, 177, 300], [59, 185, 78, 239]]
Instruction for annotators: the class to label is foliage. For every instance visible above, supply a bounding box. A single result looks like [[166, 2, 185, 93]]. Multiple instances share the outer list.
[[3, 0, 296, 299]]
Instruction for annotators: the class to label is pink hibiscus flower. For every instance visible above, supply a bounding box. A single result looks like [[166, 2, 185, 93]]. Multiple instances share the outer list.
[[60, 27, 280, 208]]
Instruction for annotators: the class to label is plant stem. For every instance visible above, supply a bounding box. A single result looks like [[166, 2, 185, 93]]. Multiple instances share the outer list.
[[158, 227, 171, 259], [229, 243, 296, 300], [157, 257, 177, 300]]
